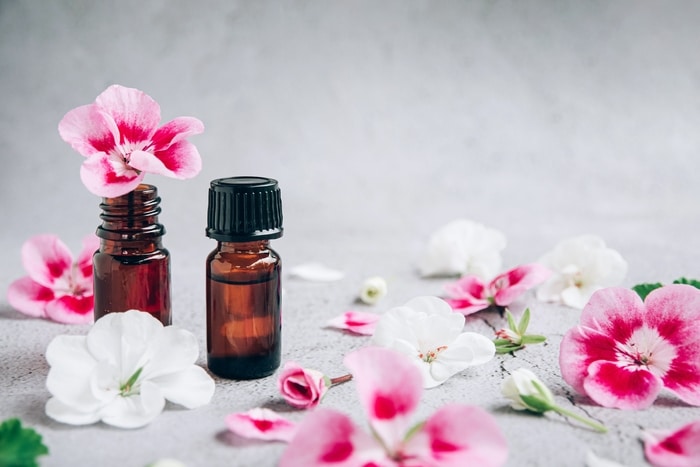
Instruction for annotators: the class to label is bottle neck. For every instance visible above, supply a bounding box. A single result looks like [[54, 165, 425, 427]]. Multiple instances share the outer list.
[[218, 240, 271, 253], [97, 184, 166, 245]]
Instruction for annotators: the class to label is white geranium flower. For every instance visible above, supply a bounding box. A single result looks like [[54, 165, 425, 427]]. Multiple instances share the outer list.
[[536, 235, 627, 309], [45, 310, 215, 428], [370, 296, 495, 388], [501, 368, 555, 412], [419, 219, 506, 278], [359, 276, 388, 305]]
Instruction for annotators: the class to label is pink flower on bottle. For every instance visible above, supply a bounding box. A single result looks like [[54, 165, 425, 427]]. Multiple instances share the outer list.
[[643, 419, 700, 467], [277, 361, 329, 409], [59, 84, 203, 197], [279, 347, 508, 467], [7, 234, 99, 324], [560, 285, 700, 410], [445, 263, 551, 315]]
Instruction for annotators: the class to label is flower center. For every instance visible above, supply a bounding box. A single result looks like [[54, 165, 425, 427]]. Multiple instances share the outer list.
[[561, 264, 584, 288], [615, 326, 676, 377], [119, 367, 144, 397], [419, 345, 448, 363]]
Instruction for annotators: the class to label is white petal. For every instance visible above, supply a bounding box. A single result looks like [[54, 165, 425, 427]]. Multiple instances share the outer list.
[[288, 262, 344, 282], [100, 381, 165, 429], [451, 332, 496, 366], [142, 326, 200, 380], [87, 310, 165, 378], [561, 285, 595, 309], [150, 366, 215, 409], [586, 451, 628, 467], [45, 336, 104, 411], [45, 397, 102, 425]]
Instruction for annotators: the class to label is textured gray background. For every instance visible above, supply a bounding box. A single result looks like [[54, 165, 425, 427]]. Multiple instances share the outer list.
[[1, 1, 699, 466]]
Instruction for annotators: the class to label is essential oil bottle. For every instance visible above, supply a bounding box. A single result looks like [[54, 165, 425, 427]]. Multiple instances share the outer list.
[[205, 177, 283, 379], [93, 184, 172, 325]]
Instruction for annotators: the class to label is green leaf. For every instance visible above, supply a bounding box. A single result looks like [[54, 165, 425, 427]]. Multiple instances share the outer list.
[[505, 309, 518, 332], [673, 278, 700, 289], [520, 334, 547, 345], [631, 283, 663, 301], [0, 418, 49, 467], [495, 345, 524, 354], [517, 308, 531, 335]]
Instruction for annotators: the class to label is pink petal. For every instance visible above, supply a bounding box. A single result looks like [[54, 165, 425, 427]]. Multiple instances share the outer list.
[[150, 116, 204, 151], [21, 234, 73, 288], [94, 85, 160, 145], [7, 277, 53, 318], [225, 408, 297, 442], [45, 295, 94, 324], [151, 140, 202, 179], [58, 103, 117, 157], [491, 263, 551, 306], [327, 311, 380, 336], [644, 420, 700, 467], [444, 276, 490, 315], [559, 287, 645, 395], [277, 362, 328, 409], [76, 234, 99, 284], [344, 347, 422, 449], [644, 285, 700, 406], [80, 152, 144, 197], [583, 360, 662, 410], [403, 404, 508, 467], [279, 409, 388, 467]]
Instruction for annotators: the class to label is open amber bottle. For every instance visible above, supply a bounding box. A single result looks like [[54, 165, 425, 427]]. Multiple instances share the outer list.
[[93, 184, 172, 325], [206, 177, 283, 379]]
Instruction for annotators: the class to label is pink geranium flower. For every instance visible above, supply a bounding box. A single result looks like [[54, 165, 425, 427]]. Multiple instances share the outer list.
[[445, 263, 551, 315], [277, 361, 329, 409], [643, 419, 700, 467], [326, 310, 380, 336], [225, 408, 297, 442], [560, 285, 700, 410], [279, 347, 508, 466], [7, 234, 99, 324], [59, 84, 203, 197]]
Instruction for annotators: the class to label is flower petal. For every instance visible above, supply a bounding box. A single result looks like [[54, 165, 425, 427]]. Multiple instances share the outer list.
[[58, 103, 117, 157], [559, 288, 645, 396], [80, 152, 144, 197], [279, 409, 387, 467], [326, 311, 380, 336], [289, 263, 345, 282], [149, 366, 215, 409], [583, 360, 662, 410], [225, 408, 297, 442], [585, 451, 627, 467], [99, 380, 166, 428], [344, 347, 422, 450], [150, 116, 204, 151], [643, 420, 700, 467], [277, 361, 328, 409], [491, 263, 551, 306], [403, 404, 508, 467], [643, 285, 700, 406], [444, 275, 490, 315], [45, 294, 94, 324], [94, 84, 160, 145], [21, 234, 73, 288], [45, 397, 102, 426], [7, 276, 53, 318], [76, 234, 99, 283], [143, 326, 200, 379]]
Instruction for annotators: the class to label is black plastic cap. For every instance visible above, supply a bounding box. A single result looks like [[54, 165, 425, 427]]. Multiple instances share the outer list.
[[206, 176, 283, 241]]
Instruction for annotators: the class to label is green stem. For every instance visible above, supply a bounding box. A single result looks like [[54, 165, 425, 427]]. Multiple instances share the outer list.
[[550, 405, 607, 433]]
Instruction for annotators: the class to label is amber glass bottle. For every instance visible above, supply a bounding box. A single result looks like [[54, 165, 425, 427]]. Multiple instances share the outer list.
[[206, 177, 283, 379], [93, 184, 172, 325]]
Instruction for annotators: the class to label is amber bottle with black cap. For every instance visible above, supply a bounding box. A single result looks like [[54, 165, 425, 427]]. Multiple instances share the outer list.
[[206, 176, 283, 379]]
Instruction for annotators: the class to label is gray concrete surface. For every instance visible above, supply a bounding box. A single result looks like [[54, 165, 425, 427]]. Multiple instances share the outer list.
[[1, 1, 699, 466]]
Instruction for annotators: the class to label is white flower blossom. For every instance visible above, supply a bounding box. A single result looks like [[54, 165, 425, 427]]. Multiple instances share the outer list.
[[370, 296, 495, 388], [45, 310, 215, 428], [501, 368, 555, 412], [359, 276, 388, 305], [536, 235, 627, 309], [419, 219, 506, 278]]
